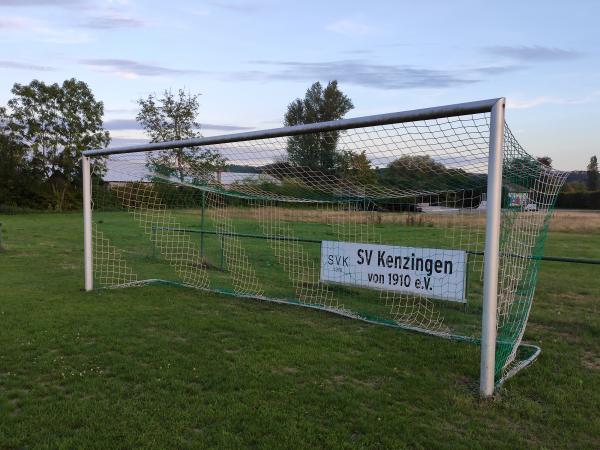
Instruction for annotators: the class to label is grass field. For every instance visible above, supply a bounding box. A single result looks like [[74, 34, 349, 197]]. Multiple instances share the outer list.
[[0, 211, 599, 448]]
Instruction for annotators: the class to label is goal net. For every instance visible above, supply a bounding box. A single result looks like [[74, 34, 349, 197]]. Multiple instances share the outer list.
[[83, 98, 567, 394]]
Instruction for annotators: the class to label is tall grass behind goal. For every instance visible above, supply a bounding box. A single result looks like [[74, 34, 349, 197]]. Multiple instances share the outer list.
[[82, 98, 567, 396]]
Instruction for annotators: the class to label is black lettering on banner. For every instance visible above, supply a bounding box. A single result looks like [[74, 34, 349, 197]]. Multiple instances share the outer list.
[[378, 250, 385, 266], [357, 249, 374, 265], [423, 277, 431, 290], [444, 260, 453, 274], [357, 250, 364, 265], [425, 259, 433, 276]]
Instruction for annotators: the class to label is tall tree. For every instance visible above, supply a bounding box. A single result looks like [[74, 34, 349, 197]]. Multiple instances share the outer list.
[[284, 81, 354, 175], [6, 79, 110, 210], [137, 89, 226, 183], [587, 155, 599, 191]]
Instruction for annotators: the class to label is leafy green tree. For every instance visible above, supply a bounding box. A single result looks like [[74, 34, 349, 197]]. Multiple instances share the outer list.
[[0, 106, 45, 209], [339, 150, 378, 185], [380, 155, 471, 190], [5, 79, 110, 210], [587, 155, 598, 191], [284, 81, 354, 175], [137, 89, 226, 183]]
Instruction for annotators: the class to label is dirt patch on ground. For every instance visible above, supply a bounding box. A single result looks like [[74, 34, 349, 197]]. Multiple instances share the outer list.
[[582, 351, 600, 371]]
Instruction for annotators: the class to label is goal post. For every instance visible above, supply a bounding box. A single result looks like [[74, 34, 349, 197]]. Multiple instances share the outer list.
[[480, 98, 504, 397], [82, 154, 93, 292], [82, 98, 566, 396]]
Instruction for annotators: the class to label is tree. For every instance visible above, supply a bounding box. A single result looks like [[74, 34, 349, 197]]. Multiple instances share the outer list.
[[587, 155, 599, 191], [380, 155, 471, 190], [536, 156, 553, 168], [5, 79, 110, 210], [504, 156, 544, 188], [0, 106, 44, 209], [137, 89, 226, 183], [284, 81, 354, 175], [338, 150, 378, 185]]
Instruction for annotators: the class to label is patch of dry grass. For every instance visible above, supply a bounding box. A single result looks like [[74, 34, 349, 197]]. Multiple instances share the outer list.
[[179, 207, 600, 233], [547, 210, 600, 233]]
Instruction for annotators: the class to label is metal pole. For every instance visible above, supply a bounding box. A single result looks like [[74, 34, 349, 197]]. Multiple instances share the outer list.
[[83, 98, 502, 157], [480, 98, 505, 397], [82, 156, 93, 291], [200, 191, 206, 258]]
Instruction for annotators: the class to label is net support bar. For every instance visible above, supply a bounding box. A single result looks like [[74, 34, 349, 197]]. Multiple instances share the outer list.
[[480, 97, 505, 397], [82, 98, 501, 157], [83, 155, 93, 291]]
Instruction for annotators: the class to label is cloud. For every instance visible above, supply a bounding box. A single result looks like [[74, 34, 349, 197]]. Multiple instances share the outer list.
[[104, 118, 253, 132], [473, 64, 523, 75], [1, 2, 146, 32], [0, 60, 55, 71], [326, 19, 373, 36], [87, 56, 520, 90], [0, 17, 25, 28], [0, 15, 90, 43], [104, 119, 140, 129], [239, 59, 506, 89], [486, 45, 581, 62], [81, 12, 147, 29], [202, 123, 254, 131], [81, 59, 204, 78]]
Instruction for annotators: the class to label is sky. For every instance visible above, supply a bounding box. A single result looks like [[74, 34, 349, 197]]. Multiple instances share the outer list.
[[0, 0, 598, 171]]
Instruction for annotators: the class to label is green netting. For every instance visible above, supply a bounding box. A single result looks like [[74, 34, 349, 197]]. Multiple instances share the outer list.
[[89, 112, 567, 389]]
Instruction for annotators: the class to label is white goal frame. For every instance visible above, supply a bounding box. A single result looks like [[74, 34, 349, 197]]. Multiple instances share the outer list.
[[82, 97, 506, 397]]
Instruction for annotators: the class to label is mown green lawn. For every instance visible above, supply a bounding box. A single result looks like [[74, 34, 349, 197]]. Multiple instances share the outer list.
[[0, 212, 598, 449]]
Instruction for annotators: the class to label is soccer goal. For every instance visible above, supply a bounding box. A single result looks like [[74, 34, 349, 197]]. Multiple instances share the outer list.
[[82, 98, 567, 397]]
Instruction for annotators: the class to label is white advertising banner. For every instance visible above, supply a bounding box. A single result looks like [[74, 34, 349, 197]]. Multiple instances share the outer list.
[[320, 241, 467, 303]]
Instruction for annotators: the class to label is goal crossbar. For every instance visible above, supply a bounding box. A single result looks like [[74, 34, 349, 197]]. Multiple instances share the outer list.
[[83, 98, 501, 157]]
